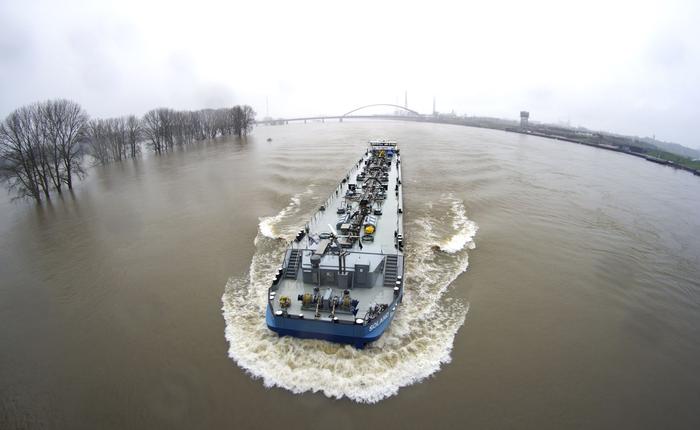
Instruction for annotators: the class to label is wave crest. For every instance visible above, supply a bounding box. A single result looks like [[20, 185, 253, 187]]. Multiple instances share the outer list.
[[258, 187, 314, 240], [437, 199, 478, 253]]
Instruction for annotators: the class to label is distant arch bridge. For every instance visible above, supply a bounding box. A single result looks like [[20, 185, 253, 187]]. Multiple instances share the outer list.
[[342, 104, 421, 117], [258, 103, 424, 124]]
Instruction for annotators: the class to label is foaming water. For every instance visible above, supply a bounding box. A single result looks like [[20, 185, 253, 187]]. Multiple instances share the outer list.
[[222, 193, 478, 403], [258, 187, 315, 240], [437, 197, 479, 254]]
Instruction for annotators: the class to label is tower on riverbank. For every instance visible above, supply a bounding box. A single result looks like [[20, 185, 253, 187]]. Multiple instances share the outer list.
[[520, 111, 529, 129]]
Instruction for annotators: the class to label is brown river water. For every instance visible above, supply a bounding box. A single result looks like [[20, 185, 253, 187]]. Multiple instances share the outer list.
[[1, 121, 699, 429]]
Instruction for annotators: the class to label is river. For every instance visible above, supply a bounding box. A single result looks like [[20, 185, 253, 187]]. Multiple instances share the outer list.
[[1, 121, 699, 429]]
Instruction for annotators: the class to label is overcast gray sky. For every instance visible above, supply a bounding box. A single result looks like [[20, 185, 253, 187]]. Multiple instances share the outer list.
[[1, 0, 698, 148]]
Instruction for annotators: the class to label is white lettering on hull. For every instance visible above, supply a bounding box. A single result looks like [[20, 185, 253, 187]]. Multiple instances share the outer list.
[[369, 309, 395, 332]]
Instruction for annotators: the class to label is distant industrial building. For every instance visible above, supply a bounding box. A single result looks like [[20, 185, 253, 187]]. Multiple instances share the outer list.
[[520, 111, 529, 129]]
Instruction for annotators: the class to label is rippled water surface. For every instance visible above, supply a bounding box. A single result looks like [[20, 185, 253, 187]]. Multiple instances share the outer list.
[[1, 121, 699, 428]]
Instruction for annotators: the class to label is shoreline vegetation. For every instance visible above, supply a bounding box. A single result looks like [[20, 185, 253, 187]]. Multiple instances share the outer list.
[[0, 99, 255, 202]]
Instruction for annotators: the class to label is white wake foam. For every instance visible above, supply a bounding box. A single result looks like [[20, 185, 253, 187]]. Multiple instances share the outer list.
[[258, 187, 314, 240], [222, 193, 478, 403], [438, 198, 478, 254]]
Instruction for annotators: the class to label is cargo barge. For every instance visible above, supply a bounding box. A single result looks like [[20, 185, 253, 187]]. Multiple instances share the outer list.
[[266, 139, 404, 348]]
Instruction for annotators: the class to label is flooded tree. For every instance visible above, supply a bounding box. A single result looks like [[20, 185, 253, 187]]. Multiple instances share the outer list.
[[42, 99, 89, 190], [142, 109, 163, 154], [0, 100, 88, 201], [200, 109, 218, 139], [233, 105, 256, 137], [86, 117, 141, 164], [85, 119, 110, 165], [1, 100, 256, 201], [126, 115, 142, 158], [0, 106, 45, 201], [108, 118, 128, 162], [141, 106, 256, 153], [142, 108, 176, 154]]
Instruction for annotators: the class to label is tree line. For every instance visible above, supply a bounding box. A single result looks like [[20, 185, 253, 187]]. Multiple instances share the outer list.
[[0, 99, 256, 201]]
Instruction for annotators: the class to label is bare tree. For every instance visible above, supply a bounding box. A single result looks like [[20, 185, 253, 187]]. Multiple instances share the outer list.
[[109, 117, 128, 162], [85, 117, 136, 164], [232, 105, 256, 137], [41, 102, 64, 192], [142, 109, 164, 154], [0, 100, 88, 201], [172, 111, 195, 145], [158, 108, 176, 150], [143, 108, 177, 153], [42, 99, 88, 190], [85, 119, 112, 165], [126, 115, 142, 158], [29, 110, 52, 199], [0, 107, 44, 201], [193, 109, 213, 139]]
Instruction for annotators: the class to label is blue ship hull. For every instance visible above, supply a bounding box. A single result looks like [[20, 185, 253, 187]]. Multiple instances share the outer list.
[[266, 293, 401, 349]]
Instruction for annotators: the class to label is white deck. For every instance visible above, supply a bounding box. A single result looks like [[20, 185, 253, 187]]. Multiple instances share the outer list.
[[270, 146, 404, 322], [298, 150, 403, 254]]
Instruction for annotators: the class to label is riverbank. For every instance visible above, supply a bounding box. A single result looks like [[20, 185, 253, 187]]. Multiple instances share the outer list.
[[408, 114, 700, 176], [504, 128, 700, 177]]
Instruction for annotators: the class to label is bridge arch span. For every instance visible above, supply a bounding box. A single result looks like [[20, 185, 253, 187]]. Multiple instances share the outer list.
[[342, 104, 420, 117]]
